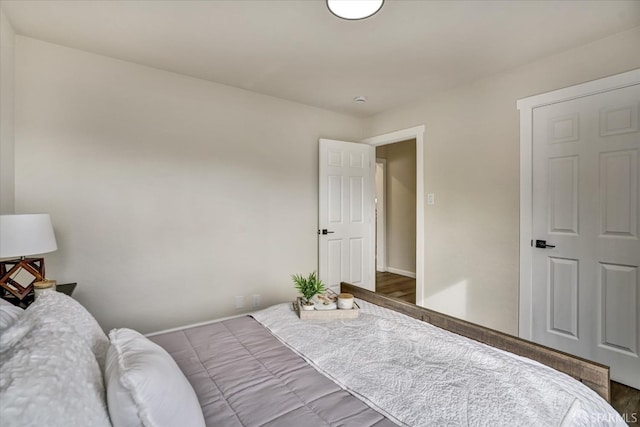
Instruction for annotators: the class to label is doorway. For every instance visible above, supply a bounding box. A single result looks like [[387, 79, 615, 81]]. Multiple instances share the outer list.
[[374, 140, 417, 304], [363, 125, 425, 306], [317, 126, 425, 302]]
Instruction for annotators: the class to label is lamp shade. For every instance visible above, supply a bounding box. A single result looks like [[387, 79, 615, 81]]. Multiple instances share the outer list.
[[0, 214, 58, 258]]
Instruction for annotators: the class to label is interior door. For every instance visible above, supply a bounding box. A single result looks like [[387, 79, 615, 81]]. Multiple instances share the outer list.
[[318, 138, 375, 293], [531, 84, 640, 388]]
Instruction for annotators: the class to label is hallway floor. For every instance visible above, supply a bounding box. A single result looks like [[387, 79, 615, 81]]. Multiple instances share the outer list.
[[375, 271, 415, 304]]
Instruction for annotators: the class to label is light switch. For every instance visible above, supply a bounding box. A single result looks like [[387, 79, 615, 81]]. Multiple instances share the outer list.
[[427, 193, 435, 205]]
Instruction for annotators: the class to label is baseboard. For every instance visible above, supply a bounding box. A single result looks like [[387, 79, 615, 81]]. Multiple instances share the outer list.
[[145, 312, 248, 337], [376, 266, 387, 272], [386, 267, 416, 279]]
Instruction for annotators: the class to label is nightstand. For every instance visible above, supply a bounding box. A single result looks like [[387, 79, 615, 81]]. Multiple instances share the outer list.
[[0, 282, 77, 308], [56, 282, 77, 296]]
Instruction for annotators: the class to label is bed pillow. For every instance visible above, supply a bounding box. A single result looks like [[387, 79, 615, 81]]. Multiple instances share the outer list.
[[26, 290, 109, 369], [105, 328, 205, 427], [0, 302, 111, 427], [0, 298, 23, 332]]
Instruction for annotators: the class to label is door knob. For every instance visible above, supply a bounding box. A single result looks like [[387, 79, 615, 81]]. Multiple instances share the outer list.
[[535, 239, 556, 249], [318, 229, 335, 235]]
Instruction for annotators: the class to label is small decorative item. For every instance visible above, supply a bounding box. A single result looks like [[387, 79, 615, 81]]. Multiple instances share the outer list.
[[292, 271, 325, 311], [33, 280, 57, 299], [294, 289, 359, 320], [337, 293, 354, 309], [314, 293, 337, 310]]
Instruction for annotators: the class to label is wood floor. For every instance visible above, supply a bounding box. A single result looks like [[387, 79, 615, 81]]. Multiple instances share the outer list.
[[612, 381, 640, 426], [375, 271, 415, 304], [375, 271, 639, 424]]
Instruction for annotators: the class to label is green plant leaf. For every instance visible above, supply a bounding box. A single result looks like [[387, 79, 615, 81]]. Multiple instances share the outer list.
[[292, 270, 325, 302]]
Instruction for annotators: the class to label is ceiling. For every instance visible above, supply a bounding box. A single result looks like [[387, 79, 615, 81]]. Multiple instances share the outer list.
[[2, 0, 639, 117]]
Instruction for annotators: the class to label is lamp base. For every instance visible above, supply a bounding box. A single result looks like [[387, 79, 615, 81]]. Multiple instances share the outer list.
[[0, 258, 45, 300]]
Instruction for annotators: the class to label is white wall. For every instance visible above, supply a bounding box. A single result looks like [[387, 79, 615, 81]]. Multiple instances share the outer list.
[[11, 25, 640, 337], [375, 160, 385, 271], [14, 37, 364, 333], [0, 8, 15, 214], [364, 27, 640, 335]]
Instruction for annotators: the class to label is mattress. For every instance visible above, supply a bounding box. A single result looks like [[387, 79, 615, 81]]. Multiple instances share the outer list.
[[148, 315, 395, 427], [150, 301, 625, 427]]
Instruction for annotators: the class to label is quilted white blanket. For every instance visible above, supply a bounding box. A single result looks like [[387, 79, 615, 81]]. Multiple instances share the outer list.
[[252, 301, 625, 427]]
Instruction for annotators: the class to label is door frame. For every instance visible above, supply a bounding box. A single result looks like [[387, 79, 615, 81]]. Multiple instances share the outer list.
[[363, 125, 425, 306], [375, 158, 387, 272], [516, 69, 640, 340]]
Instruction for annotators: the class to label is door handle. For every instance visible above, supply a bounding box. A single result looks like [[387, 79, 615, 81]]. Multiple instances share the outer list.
[[318, 229, 335, 235], [535, 239, 556, 249]]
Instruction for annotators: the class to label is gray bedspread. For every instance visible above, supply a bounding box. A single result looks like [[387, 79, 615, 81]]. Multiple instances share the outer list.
[[148, 316, 396, 427]]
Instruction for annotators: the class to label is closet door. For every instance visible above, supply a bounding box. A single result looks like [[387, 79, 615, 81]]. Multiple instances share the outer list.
[[530, 83, 639, 388]]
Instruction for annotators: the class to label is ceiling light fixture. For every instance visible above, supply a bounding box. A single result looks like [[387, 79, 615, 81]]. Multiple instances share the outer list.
[[327, 0, 384, 20], [354, 96, 367, 103]]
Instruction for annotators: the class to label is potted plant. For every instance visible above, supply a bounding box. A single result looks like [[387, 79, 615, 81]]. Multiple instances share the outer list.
[[292, 271, 325, 311]]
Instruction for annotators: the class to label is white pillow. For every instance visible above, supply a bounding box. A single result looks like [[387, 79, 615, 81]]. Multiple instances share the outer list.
[[0, 303, 111, 427], [26, 290, 109, 370], [105, 328, 205, 427], [0, 298, 23, 332]]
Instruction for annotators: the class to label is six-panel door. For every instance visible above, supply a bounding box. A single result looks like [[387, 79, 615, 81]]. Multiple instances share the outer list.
[[532, 84, 640, 388], [318, 139, 375, 293]]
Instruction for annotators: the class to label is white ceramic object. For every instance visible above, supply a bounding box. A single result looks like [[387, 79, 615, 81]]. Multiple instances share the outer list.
[[314, 301, 337, 311], [33, 280, 56, 299], [337, 293, 354, 310], [300, 303, 315, 311]]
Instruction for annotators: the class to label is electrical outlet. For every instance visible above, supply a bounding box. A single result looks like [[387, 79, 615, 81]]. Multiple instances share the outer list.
[[427, 193, 435, 205], [235, 296, 245, 309], [252, 294, 261, 308]]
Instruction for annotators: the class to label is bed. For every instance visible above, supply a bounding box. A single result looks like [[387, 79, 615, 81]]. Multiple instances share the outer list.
[[0, 286, 626, 427]]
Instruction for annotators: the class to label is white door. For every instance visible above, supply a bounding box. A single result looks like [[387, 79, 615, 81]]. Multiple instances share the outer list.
[[531, 84, 640, 388], [318, 139, 375, 293]]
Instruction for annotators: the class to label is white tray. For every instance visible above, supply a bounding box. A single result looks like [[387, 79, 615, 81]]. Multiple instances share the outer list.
[[293, 297, 359, 320]]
